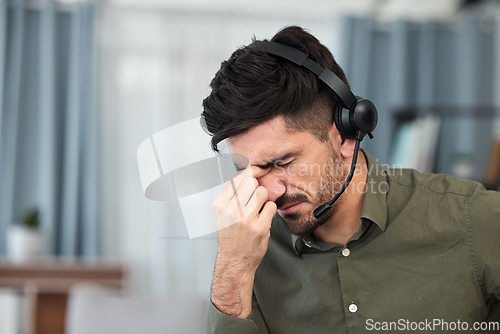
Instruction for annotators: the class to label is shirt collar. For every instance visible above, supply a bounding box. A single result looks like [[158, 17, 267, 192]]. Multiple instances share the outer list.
[[289, 149, 388, 255], [361, 149, 388, 232]]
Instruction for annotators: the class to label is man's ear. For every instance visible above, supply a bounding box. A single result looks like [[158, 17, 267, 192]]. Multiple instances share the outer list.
[[340, 138, 356, 159], [328, 124, 356, 159]]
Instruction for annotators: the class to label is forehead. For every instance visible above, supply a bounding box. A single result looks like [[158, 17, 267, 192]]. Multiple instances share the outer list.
[[226, 116, 319, 164]]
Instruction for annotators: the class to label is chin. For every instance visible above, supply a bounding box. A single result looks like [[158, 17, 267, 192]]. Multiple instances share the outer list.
[[280, 213, 321, 236], [279, 207, 333, 236]]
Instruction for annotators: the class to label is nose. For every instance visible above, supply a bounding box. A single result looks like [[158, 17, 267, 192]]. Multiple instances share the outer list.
[[257, 170, 286, 203]]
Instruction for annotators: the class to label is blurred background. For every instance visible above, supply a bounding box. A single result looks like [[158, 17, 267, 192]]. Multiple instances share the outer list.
[[0, 0, 499, 333]]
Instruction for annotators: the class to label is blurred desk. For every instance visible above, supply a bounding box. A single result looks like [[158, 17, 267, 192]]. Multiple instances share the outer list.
[[0, 258, 127, 334]]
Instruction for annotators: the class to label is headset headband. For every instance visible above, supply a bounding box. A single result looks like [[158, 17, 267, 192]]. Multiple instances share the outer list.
[[252, 41, 357, 110]]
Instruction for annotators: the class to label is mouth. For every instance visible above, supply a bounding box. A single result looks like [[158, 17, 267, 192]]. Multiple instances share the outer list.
[[277, 202, 304, 215]]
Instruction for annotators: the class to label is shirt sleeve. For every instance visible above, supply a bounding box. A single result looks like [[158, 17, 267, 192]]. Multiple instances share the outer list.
[[206, 294, 270, 334], [468, 184, 500, 301]]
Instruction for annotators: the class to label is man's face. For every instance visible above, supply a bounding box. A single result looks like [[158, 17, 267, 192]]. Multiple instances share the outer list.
[[227, 116, 347, 236]]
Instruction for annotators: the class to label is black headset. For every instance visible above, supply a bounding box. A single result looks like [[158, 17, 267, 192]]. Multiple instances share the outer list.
[[253, 41, 378, 141], [252, 40, 378, 219]]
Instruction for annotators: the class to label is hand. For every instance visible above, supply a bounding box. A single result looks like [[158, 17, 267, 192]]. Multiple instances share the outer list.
[[211, 166, 277, 318], [214, 166, 277, 267]]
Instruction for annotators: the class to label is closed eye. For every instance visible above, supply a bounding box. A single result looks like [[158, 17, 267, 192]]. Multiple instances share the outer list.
[[275, 158, 296, 169], [277, 161, 293, 168], [256, 159, 293, 170]]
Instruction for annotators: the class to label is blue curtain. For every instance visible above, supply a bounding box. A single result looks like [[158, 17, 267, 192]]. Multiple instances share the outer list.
[[339, 13, 496, 177], [0, 0, 98, 257]]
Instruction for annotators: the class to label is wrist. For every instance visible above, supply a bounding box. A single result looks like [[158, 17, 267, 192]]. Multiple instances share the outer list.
[[211, 259, 256, 318]]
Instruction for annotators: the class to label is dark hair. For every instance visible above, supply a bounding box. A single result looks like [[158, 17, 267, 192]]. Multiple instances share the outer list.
[[201, 26, 350, 152]]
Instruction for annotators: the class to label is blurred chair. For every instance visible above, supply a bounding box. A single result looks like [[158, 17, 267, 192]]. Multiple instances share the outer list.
[[65, 284, 208, 334]]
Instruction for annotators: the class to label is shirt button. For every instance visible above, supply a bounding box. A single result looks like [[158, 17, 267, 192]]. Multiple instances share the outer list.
[[342, 248, 350, 257], [348, 303, 358, 313]]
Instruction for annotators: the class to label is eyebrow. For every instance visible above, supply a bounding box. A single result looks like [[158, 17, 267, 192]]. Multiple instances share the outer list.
[[256, 152, 298, 169], [233, 151, 301, 172]]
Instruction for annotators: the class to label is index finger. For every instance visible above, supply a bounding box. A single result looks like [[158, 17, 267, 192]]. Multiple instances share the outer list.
[[219, 165, 269, 201]]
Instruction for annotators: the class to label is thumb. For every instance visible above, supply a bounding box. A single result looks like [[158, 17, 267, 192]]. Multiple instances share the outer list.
[[259, 201, 277, 223]]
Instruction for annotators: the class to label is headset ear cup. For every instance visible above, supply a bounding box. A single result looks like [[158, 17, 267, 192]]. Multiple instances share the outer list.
[[334, 98, 378, 140], [353, 97, 378, 138], [334, 103, 356, 139]]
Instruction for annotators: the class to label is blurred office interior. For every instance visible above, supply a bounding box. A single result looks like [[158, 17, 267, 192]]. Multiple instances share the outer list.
[[0, 0, 500, 332]]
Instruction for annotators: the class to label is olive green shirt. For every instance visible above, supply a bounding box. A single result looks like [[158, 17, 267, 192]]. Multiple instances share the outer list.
[[207, 151, 500, 333]]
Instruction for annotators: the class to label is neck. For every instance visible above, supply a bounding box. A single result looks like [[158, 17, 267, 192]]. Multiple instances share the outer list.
[[313, 151, 367, 245]]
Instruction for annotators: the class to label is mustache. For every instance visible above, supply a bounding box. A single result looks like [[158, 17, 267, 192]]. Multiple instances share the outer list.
[[275, 193, 308, 209]]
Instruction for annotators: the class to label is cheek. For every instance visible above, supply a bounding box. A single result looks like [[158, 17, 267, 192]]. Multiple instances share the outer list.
[[292, 159, 335, 180], [281, 162, 323, 178], [280, 165, 327, 195]]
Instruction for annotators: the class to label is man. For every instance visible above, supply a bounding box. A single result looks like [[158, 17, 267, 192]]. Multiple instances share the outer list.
[[201, 26, 500, 333]]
